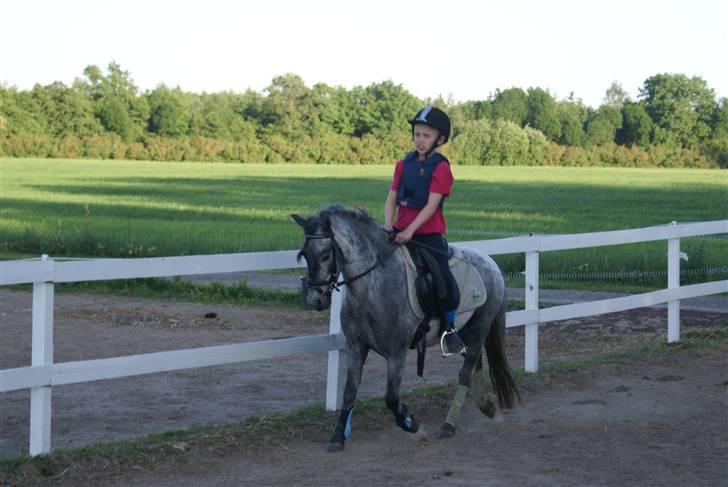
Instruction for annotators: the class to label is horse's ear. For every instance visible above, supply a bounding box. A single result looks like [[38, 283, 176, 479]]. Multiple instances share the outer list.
[[291, 214, 307, 228]]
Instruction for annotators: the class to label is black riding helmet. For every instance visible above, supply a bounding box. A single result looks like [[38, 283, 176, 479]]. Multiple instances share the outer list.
[[408, 106, 451, 144]]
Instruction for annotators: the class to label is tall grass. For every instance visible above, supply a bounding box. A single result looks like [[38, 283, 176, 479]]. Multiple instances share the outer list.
[[1, 158, 725, 282]]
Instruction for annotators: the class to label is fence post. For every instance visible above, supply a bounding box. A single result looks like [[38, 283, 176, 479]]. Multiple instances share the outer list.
[[667, 234, 680, 343], [325, 283, 346, 411], [30, 255, 54, 456], [525, 251, 540, 372]]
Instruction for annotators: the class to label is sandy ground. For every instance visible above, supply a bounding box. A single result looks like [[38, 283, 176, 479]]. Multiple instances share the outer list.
[[1, 286, 727, 486]]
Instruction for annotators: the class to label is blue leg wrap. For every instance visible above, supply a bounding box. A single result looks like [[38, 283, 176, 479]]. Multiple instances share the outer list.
[[344, 407, 354, 439], [396, 403, 417, 432]]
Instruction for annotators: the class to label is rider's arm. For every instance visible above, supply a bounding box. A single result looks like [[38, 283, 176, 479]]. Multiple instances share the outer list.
[[394, 192, 443, 243], [384, 189, 398, 231]]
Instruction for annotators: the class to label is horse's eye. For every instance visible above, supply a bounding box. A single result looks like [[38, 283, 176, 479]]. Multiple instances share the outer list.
[[321, 254, 331, 263]]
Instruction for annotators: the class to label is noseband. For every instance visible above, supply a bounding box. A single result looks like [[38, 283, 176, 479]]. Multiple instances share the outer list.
[[300, 232, 380, 297]]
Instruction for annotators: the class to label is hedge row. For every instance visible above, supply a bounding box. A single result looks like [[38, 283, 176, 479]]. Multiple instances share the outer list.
[[0, 132, 717, 168]]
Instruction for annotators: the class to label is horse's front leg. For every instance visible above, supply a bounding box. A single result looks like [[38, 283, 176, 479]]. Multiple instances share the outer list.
[[385, 353, 419, 433], [327, 344, 369, 452]]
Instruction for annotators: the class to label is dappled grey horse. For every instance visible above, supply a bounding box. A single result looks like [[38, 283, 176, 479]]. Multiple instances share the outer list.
[[293, 205, 519, 451]]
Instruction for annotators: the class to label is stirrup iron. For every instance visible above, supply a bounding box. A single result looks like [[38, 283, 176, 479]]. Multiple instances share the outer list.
[[440, 328, 467, 357]]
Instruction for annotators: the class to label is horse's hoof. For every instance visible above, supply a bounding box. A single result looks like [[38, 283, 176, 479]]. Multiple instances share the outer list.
[[406, 416, 419, 434], [396, 413, 419, 433], [437, 422, 456, 439], [326, 441, 345, 453], [480, 400, 496, 418]]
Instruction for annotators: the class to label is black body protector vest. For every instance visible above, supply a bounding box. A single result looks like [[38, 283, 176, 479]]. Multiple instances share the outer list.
[[395, 151, 448, 209]]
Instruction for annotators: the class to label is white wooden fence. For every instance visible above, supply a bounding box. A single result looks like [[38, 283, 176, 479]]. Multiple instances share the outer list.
[[1, 220, 726, 456]]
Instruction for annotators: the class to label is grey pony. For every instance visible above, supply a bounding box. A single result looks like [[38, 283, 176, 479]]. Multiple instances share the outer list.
[[293, 205, 519, 451]]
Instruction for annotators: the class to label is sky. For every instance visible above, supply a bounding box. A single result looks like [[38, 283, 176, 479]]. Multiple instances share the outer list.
[[1, 0, 726, 108]]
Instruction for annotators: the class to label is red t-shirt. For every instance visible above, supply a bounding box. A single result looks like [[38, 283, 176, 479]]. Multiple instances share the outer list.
[[389, 157, 454, 235]]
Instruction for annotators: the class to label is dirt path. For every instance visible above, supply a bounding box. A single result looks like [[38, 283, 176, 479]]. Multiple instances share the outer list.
[[101, 346, 728, 487], [1, 288, 727, 485]]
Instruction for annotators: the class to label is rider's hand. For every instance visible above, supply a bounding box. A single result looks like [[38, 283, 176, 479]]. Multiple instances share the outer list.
[[383, 227, 396, 242], [394, 228, 414, 244]]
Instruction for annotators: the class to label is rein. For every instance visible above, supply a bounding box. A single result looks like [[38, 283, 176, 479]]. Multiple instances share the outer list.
[[302, 227, 462, 297], [302, 232, 381, 296], [384, 229, 466, 262]]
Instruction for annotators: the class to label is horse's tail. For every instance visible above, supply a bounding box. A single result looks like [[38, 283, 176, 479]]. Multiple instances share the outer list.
[[484, 301, 521, 409]]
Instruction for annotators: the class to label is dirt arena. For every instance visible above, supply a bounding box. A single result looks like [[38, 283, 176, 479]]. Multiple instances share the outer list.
[[1, 288, 726, 486]]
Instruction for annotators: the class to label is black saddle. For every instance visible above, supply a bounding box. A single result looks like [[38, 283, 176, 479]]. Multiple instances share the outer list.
[[405, 243, 461, 376], [406, 243, 458, 322]]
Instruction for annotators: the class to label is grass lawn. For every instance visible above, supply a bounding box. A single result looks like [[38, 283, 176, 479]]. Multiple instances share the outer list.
[[1, 158, 725, 282]]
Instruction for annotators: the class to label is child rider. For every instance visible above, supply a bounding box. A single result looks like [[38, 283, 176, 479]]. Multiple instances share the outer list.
[[384, 106, 466, 356]]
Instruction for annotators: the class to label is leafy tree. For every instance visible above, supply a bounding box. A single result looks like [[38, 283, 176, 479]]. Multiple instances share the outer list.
[[350, 81, 420, 138], [310, 83, 356, 135], [43, 82, 102, 137], [147, 85, 190, 137], [187, 91, 263, 142], [259, 73, 311, 134], [557, 101, 587, 146], [526, 88, 561, 140], [454, 100, 492, 124], [98, 97, 133, 141], [585, 106, 622, 145], [639, 73, 716, 146], [490, 119, 530, 165], [0, 85, 47, 135], [78, 62, 149, 140], [711, 97, 728, 139], [706, 98, 728, 167], [617, 101, 653, 147], [452, 119, 493, 165], [492, 88, 528, 126], [523, 125, 548, 164], [603, 80, 629, 108]]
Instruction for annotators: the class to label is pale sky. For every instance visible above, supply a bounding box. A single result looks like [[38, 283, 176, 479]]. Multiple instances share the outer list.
[[2, 0, 726, 108]]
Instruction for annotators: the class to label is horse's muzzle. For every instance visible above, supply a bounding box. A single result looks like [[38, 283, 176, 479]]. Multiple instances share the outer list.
[[300, 276, 332, 311]]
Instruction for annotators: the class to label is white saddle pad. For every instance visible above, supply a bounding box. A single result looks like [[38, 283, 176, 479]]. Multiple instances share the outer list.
[[400, 246, 487, 331]]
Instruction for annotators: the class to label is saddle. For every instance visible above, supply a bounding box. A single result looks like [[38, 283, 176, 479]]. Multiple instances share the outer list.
[[400, 244, 487, 375]]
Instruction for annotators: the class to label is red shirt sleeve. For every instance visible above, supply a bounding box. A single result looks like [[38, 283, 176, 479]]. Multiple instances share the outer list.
[[429, 160, 453, 197], [389, 159, 405, 191]]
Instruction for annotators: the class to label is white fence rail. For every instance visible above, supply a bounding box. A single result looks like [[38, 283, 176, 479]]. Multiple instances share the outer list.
[[1, 220, 726, 456]]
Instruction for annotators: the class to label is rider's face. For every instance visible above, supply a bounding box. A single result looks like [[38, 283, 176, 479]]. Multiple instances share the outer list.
[[413, 124, 443, 158]]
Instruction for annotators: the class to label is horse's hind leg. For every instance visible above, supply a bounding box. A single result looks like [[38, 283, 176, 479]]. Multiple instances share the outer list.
[[328, 345, 368, 452], [385, 353, 419, 433], [438, 352, 480, 439], [471, 353, 496, 418]]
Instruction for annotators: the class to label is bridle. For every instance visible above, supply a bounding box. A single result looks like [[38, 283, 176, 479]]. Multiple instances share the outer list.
[[300, 231, 381, 297]]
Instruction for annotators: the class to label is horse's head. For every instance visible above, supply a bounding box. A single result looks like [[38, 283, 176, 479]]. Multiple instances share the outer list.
[[293, 205, 394, 310], [292, 212, 342, 311]]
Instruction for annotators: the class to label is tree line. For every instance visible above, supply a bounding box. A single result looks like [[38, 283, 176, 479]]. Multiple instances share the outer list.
[[1, 62, 725, 168]]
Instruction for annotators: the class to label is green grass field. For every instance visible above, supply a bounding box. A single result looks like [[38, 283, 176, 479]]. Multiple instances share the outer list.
[[1, 158, 726, 283]]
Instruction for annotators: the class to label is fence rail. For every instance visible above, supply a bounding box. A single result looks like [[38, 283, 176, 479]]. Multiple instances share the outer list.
[[1, 219, 726, 456]]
